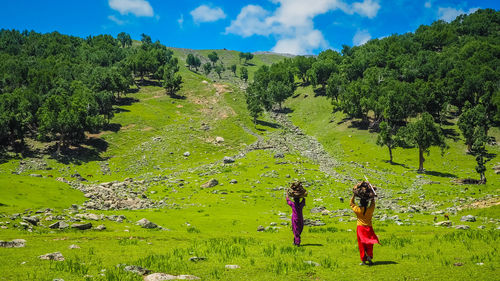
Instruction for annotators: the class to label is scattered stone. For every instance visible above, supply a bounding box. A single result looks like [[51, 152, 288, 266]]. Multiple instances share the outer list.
[[124, 265, 151, 276], [189, 256, 207, 262], [455, 225, 470, 230], [270, 222, 277, 226], [58, 221, 69, 229], [183, 152, 190, 157], [453, 262, 464, 266], [39, 252, 65, 261], [75, 213, 101, 221], [49, 221, 62, 229], [136, 218, 157, 229], [29, 174, 42, 177], [215, 136, 224, 143], [225, 265, 240, 269], [310, 207, 326, 214], [143, 273, 200, 281], [71, 223, 92, 230], [461, 215, 476, 222], [177, 275, 201, 280], [476, 263, 484, 266], [69, 244, 80, 249], [274, 153, 284, 159], [0, 239, 26, 248], [22, 216, 39, 226], [96, 224, 107, 231], [257, 225, 265, 232], [478, 225, 486, 229], [304, 219, 326, 226], [223, 156, 235, 164], [435, 221, 452, 227], [201, 179, 218, 188], [304, 261, 320, 267], [493, 164, 500, 174], [230, 179, 238, 184]]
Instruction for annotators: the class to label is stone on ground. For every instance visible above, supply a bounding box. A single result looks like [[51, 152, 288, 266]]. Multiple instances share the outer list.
[[39, 252, 65, 261], [0, 239, 26, 248], [136, 218, 157, 229]]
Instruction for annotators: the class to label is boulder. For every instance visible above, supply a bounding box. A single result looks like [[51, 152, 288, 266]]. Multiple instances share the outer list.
[[257, 225, 265, 232], [189, 256, 207, 262], [69, 244, 80, 249], [201, 179, 218, 188], [225, 265, 240, 269], [455, 225, 470, 230], [0, 239, 26, 248], [215, 136, 224, 143], [58, 221, 69, 229], [274, 153, 284, 159], [144, 273, 198, 281], [304, 261, 321, 266], [71, 223, 92, 230], [229, 179, 238, 184], [22, 216, 39, 226], [136, 218, 157, 229], [183, 152, 190, 157], [96, 224, 106, 231], [461, 215, 476, 222], [39, 252, 65, 261], [310, 206, 326, 214], [29, 174, 42, 177], [223, 156, 235, 164], [49, 221, 62, 229], [75, 213, 101, 221], [435, 221, 452, 227], [304, 219, 326, 226]]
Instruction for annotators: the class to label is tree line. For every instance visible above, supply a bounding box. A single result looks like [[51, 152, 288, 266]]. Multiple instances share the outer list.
[[246, 9, 500, 182], [0, 30, 182, 153]]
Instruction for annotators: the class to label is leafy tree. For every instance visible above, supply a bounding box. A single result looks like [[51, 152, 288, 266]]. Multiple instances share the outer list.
[[117, 32, 132, 48], [230, 64, 237, 76], [245, 88, 263, 126], [214, 65, 224, 79], [208, 51, 219, 66], [203, 63, 212, 75], [397, 112, 447, 172], [140, 33, 152, 48], [240, 67, 248, 82], [458, 102, 487, 152], [293, 56, 315, 83], [186, 54, 196, 70], [163, 58, 182, 96], [376, 121, 398, 164], [240, 52, 254, 64]]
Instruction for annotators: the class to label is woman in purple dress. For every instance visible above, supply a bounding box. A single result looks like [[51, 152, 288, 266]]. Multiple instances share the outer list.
[[286, 196, 306, 246]]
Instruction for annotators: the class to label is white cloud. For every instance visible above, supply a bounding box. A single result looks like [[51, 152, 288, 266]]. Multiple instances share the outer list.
[[108, 0, 154, 17], [352, 0, 380, 19], [353, 29, 371, 46], [190, 5, 226, 23], [178, 14, 184, 28], [108, 15, 126, 25], [225, 0, 380, 55], [438, 6, 479, 22]]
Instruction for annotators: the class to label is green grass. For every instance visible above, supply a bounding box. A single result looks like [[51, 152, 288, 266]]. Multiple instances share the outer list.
[[0, 50, 499, 280]]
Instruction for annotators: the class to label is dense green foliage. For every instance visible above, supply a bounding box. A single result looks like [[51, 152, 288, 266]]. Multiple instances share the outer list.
[[0, 30, 181, 151]]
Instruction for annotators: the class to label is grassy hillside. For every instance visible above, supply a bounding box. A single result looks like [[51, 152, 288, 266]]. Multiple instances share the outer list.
[[0, 48, 499, 281]]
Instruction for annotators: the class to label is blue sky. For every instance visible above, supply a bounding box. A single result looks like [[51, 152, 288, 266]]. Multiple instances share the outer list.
[[1, 0, 498, 55]]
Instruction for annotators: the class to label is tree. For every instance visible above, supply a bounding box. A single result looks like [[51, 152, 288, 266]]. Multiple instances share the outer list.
[[214, 65, 224, 79], [230, 64, 237, 76], [397, 112, 447, 172], [376, 121, 398, 164], [293, 56, 315, 83], [208, 51, 219, 66], [245, 87, 263, 126], [117, 32, 132, 48], [186, 54, 196, 70], [203, 63, 212, 75], [470, 126, 490, 183], [141, 33, 152, 48], [163, 58, 182, 96], [240, 67, 248, 82], [458, 102, 487, 152]]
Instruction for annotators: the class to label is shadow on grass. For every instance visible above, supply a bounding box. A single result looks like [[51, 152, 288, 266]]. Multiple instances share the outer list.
[[256, 119, 281, 129], [275, 107, 294, 114], [424, 170, 457, 178], [443, 128, 460, 141], [372, 261, 398, 266], [382, 160, 409, 168], [168, 93, 186, 100], [48, 137, 110, 165], [139, 79, 162, 87], [116, 97, 140, 106], [103, 123, 122, 132], [349, 119, 370, 130], [300, 244, 323, 247], [313, 87, 326, 97]]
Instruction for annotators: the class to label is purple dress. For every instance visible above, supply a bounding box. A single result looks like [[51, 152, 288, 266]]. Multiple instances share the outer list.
[[287, 197, 305, 245]]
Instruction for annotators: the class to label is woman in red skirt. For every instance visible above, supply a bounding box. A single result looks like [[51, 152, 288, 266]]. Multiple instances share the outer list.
[[350, 193, 379, 265]]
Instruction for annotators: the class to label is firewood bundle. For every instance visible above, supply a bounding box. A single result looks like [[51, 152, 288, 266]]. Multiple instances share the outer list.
[[352, 181, 377, 200], [286, 181, 308, 198]]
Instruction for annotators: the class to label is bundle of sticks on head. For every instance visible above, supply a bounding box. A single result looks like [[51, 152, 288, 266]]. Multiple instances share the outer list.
[[352, 180, 377, 200], [287, 181, 308, 198]]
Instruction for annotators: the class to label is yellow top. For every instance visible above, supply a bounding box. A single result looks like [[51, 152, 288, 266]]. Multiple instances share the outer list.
[[350, 197, 375, 226]]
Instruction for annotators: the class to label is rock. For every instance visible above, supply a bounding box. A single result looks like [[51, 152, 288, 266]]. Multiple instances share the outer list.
[[124, 265, 151, 275], [461, 215, 476, 222], [49, 221, 61, 229], [144, 273, 178, 281], [304, 219, 325, 226], [29, 174, 42, 177], [310, 206, 326, 214], [454, 262, 464, 266], [478, 225, 486, 229], [136, 218, 157, 229], [225, 265, 240, 269], [435, 221, 452, 227], [177, 275, 200, 280], [304, 261, 320, 266], [257, 225, 265, 232], [223, 156, 235, 164], [455, 225, 470, 230], [39, 252, 65, 261], [215, 137, 224, 143], [183, 152, 190, 157], [493, 164, 500, 174], [96, 224, 106, 231], [58, 221, 69, 229], [71, 223, 92, 230], [270, 222, 277, 226], [0, 239, 26, 248], [75, 213, 101, 221], [274, 153, 284, 159], [22, 216, 39, 226], [69, 244, 80, 249], [230, 179, 238, 184], [189, 256, 207, 262], [201, 179, 218, 188]]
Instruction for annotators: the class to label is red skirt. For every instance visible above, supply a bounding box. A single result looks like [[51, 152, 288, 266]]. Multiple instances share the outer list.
[[356, 225, 379, 245]]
